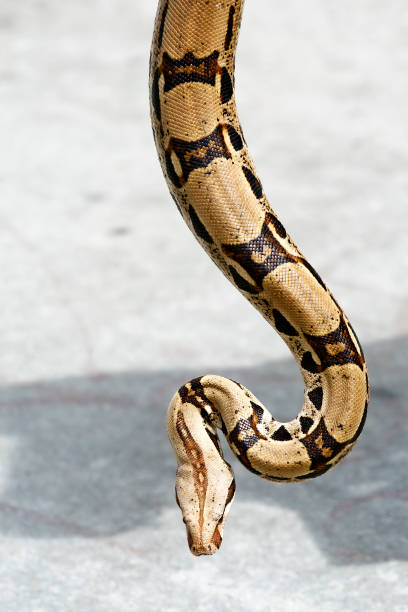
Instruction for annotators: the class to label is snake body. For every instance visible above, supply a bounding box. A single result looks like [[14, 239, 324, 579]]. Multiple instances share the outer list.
[[149, 0, 369, 556]]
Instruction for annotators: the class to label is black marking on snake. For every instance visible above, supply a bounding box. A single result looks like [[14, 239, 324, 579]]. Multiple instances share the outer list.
[[301, 352, 318, 374], [222, 213, 296, 292], [189, 205, 214, 244], [228, 419, 262, 475], [161, 51, 220, 93], [220, 67, 233, 103], [300, 416, 314, 434], [268, 214, 287, 239], [301, 314, 365, 373], [301, 417, 346, 471], [308, 386, 323, 410], [299, 258, 327, 290], [224, 6, 235, 50], [157, 1, 168, 48], [272, 425, 292, 441], [179, 377, 209, 409], [228, 265, 259, 294], [200, 408, 222, 454], [166, 124, 231, 186], [248, 402, 267, 440], [225, 124, 243, 151], [273, 309, 299, 337], [242, 166, 263, 198], [250, 401, 264, 424], [331, 293, 365, 361], [165, 151, 182, 188], [151, 68, 161, 121]]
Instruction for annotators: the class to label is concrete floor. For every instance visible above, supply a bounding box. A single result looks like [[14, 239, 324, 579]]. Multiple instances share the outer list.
[[1, 1, 407, 610]]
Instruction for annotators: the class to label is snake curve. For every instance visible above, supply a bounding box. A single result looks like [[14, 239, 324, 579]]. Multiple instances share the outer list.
[[149, 0, 369, 556]]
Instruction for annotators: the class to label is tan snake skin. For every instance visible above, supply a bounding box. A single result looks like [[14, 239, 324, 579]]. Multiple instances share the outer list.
[[149, 0, 369, 556]]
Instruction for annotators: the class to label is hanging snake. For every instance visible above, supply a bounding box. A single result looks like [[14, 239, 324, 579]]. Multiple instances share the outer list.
[[149, 0, 369, 556]]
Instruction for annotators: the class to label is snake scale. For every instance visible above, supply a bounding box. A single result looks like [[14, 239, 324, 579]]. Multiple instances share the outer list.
[[149, 0, 369, 556]]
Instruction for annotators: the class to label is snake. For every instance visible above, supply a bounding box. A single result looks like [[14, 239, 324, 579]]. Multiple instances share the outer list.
[[149, 0, 369, 556]]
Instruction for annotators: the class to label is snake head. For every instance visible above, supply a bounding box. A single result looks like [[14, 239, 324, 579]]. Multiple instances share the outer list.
[[175, 460, 236, 556]]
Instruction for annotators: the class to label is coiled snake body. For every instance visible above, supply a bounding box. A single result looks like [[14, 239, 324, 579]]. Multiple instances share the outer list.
[[149, 0, 369, 555]]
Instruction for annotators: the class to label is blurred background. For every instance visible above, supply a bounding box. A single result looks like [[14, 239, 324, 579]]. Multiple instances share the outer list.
[[0, 1, 407, 610]]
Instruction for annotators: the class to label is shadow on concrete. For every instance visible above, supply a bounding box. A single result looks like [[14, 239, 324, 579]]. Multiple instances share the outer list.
[[0, 336, 406, 565]]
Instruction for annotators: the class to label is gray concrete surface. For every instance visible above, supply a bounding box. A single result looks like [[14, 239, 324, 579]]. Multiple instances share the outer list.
[[0, 1, 407, 610]]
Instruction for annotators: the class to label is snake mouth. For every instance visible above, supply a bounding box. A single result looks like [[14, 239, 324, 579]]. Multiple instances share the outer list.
[[189, 539, 221, 556], [186, 523, 223, 556], [190, 544, 219, 556]]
